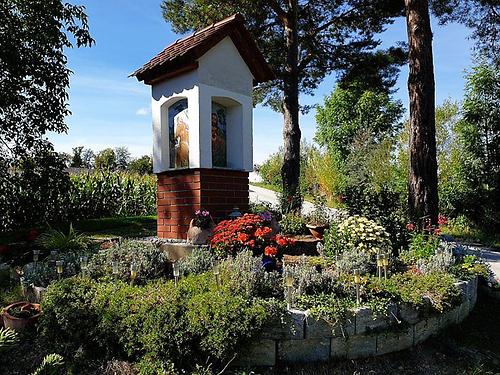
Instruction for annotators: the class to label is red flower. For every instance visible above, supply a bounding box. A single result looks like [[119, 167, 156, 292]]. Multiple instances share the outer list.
[[438, 214, 448, 227], [264, 246, 278, 257], [275, 234, 295, 247], [255, 226, 272, 238], [246, 240, 256, 248], [237, 232, 250, 242], [434, 227, 441, 235], [406, 223, 415, 232]]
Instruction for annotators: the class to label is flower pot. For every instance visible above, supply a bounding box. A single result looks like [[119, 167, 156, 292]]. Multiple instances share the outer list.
[[306, 224, 329, 240], [2, 302, 42, 331], [187, 219, 213, 245]]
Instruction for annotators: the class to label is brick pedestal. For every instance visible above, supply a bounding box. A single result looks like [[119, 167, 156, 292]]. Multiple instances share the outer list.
[[157, 168, 249, 239]]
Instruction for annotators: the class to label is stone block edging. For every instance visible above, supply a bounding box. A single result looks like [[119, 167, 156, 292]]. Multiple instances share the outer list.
[[233, 277, 477, 366]]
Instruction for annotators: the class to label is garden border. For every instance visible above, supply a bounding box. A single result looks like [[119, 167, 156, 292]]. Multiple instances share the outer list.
[[234, 277, 478, 366]]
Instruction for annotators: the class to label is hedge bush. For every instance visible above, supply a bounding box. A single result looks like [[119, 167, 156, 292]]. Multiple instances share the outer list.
[[39, 273, 281, 372]]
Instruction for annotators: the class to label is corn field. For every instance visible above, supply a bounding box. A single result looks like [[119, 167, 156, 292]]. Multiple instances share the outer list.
[[67, 171, 157, 220], [0, 170, 157, 231]]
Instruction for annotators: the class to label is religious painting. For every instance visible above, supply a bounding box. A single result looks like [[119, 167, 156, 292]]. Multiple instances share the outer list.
[[168, 99, 189, 169], [211, 103, 227, 167]]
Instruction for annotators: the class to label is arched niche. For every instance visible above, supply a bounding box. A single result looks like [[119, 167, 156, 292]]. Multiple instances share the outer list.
[[160, 96, 190, 170], [211, 96, 243, 169]]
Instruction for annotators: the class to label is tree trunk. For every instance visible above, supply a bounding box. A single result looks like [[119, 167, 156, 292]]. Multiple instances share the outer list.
[[281, 0, 302, 213], [405, 0, 439, 225]]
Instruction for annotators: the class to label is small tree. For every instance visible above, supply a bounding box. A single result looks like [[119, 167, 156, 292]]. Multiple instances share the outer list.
[[70, 146, 84, 168], [315, 83, 404, 159], [115, 146, 131, 170], [95, 148, 117, 170], [129, 155, 153, 175]]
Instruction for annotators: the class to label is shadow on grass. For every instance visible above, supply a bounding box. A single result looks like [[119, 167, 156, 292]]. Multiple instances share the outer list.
[[0, 216, 158, 244]]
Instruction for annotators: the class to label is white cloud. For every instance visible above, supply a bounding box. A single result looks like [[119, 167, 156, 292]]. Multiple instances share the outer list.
[[135, 106, 151, 116]]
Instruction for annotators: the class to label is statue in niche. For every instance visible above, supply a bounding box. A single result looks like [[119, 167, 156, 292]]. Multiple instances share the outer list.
[[211, 103, 227, 167], [168, 99, 189, 168]]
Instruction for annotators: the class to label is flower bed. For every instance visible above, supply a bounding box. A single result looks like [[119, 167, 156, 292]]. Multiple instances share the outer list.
[[233, 277, 478, 366]]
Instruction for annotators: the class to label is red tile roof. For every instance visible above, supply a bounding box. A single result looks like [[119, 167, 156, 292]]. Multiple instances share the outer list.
[[131, 14, 275, 85]]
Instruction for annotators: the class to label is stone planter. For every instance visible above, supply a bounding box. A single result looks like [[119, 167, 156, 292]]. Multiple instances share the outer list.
[[306, 224, 329, 240], [2, 302, 42, 331], [187, 219, 213, 245], [233, 277, 478, 367]]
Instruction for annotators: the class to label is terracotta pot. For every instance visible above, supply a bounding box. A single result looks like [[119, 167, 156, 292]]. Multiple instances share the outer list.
[[2, 302, 42, 331], [306, 224, 329, 240], [187, 219, 213, 245]]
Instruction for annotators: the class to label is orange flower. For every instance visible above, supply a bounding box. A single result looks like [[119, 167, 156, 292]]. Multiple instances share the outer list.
[[264, 246, 278, 257], [255, 226, 272, 238], [237, 232, 250, 242]]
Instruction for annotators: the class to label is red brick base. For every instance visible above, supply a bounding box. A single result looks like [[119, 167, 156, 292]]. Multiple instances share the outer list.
[[156, 168, 249, 239]]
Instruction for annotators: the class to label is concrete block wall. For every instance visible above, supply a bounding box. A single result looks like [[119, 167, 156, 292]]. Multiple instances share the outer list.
[[233, 277, 478, 366]]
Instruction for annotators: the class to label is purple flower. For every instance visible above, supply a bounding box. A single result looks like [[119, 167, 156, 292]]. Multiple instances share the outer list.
[[202, 210, 209, 217], [195, 210, 201, 215], [260, 211, 272, 222]]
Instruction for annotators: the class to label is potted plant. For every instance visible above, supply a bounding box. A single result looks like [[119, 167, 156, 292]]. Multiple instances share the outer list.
[[2, 302, 41, 330], [187, 210, 214, 245], [306, 198, 330, 240]]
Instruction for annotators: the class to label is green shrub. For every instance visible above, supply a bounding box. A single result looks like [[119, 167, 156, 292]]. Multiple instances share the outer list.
[[32, 354, 64, 375], [39, 277, 100, 356], [178, 247, 215, 276], [279, 213, 307, 235], [373, 272, 461, 312], [36, 224, 89, 252], [400, 232, 440, 263], [323, 222, 347, 258], [284, 263, 337, 295], [450, 255, 491, 281], [86, 240, 168, 283], [23, 250, 82, 287], [40, 271, 281, 372], [0, 327, 19, 353], [335, 248, 373, 276]]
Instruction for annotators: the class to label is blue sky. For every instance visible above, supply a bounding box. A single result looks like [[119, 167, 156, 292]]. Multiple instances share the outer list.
[[50, 0, 474, 164]]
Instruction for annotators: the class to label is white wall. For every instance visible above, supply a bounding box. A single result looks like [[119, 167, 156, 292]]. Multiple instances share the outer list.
[[150, 37, 254, 173]]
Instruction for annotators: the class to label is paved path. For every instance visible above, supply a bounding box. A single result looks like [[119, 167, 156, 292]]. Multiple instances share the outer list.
[[249, 184, 316, 215], [443, 238, 500, 279]]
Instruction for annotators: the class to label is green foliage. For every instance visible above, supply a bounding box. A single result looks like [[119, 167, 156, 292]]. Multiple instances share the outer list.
[[178, 247, 215, 276], [0, 327, 19, 353], [279, 213, 307, 235], [450, 255, 491, 281], [335, 248, 373, 276], [416, 247, 455, 274], [297, 293, 356, 326], [0, 0, 93, 231], [129, 155, 153, 175], [284, 263, 337, 296], [374, 272, 461, 312], [94, 148, 117, 170], [401, 233, 440, 263], [40, 273, 280, 372], [315, 84, 403, 159], [257, 150, 283, 188], [86, 240, 168, 283], [36, 224, 89, 252], [67, 171, 157, 219], [23, 251, 81, 287], [305, 196, 331, 226], [323, 222, 347, 259], [39, 277, 101, 356], [162, 1, 405, 112], [32, 353, 64, 375]]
